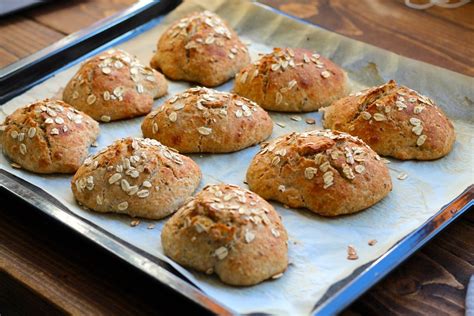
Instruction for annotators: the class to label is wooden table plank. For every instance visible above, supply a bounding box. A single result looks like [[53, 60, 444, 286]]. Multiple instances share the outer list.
[[0, 16, 64, 68], [0, 272, 62, 316], [416, 1, 474, 28], [24, 0, 137, 35], [0, 0, 137, 69], [0, 49, 20, 68]]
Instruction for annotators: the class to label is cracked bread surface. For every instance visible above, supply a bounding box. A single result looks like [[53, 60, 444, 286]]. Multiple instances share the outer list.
[[141, 87, 273, 153], [322, 80, 456, 160], [234, 47, 348, 112], [150, 11, 250, 87], [0, 99, 99, 174], [161, 184, 288, 286], [71, 137, 201, 219], [63, 49, 168, 122], [246, 130, 392, 216]]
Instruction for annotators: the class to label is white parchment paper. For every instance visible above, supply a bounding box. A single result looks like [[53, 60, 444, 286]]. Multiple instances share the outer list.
[[1, 0, 473, 314]]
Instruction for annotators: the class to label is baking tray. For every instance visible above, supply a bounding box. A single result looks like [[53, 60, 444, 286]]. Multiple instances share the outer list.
[[0, 1, 473, 314]]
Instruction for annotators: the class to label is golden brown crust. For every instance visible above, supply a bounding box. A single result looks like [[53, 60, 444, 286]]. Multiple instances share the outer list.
[[234, 48, 348, 112], [63, 49, 168, 122], [150, 11, 250, 87], [71, 137, 201, 219], [322, 80, 456, 160], [161, 184, 288, 286], [141, 87, 273, 153], [0, 99, 99, 173], [246, 130, 392, 216]]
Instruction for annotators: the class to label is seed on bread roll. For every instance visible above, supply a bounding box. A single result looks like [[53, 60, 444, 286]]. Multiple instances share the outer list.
[[0, 99, 99, 173], [234, 48, 348, 112], [150, 11, 250, 87], [63, 49, 168, 122], [142, 87, 273, 153], [322, 80, 456, 160], [72, 137, 201, 219], [246, 130, 392, 216], [161, 184, 288, 286]]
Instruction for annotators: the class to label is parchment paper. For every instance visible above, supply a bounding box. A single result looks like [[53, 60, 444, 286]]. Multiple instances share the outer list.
[[1, 0, 473, 314]]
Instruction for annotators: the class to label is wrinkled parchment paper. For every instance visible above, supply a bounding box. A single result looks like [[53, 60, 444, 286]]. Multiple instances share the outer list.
[[1, 0, 473, 314]]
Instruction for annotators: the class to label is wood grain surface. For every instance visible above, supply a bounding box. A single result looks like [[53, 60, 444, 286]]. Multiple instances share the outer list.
[[0, 0, 136, 68], [0, 0, 473, 315]]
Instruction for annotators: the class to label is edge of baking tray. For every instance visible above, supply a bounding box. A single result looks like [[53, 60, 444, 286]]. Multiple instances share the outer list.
[[0, 0, 181, 104], [0, 169, 234, 315], [1, 1, 473, 314], [312, 185, 473, 315]]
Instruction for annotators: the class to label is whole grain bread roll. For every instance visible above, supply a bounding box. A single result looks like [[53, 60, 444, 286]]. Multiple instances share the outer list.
[[161, 184, 288, 286], [234, 48, 348, 112], [71, 137, 201, 219], [0, 99, 99, 173], [141, 87, 273, 153], [322, 80, 456, 160], [246, 130, 392, 216], [150, 11, 250, 87], [63, 49, 168, 122]]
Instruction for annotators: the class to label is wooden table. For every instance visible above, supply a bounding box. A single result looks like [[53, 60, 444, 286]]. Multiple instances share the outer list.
[[1, 1, 473, 315]]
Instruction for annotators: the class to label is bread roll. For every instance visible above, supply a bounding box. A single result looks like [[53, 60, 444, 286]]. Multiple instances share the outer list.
[[72, 137, 201, 219], [1, 99, 99, 173], [142, 87, 273, 153], [161, 184, 288, 286], [234, 48, 348, 112], [63, 49, 167, 122], [322, 80, 456, 160], [150, 11, 250, 87], [246, 129, 392, 216]]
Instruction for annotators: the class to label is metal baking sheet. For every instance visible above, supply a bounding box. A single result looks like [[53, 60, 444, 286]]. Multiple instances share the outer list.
[[0, 0, 473, 314]]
